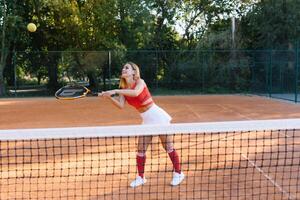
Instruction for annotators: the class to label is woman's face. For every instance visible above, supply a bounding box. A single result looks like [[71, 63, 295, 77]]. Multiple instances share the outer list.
[[121, 64, 135, 78]]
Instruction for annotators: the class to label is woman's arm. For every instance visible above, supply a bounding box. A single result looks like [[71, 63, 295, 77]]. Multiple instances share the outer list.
[[102, 79, 144, 97], [102, 94, 125, 109]]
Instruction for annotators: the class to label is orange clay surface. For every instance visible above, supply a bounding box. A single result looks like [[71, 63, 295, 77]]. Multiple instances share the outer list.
[[1, 95, 300, 200], [1, 95, 300, 129]]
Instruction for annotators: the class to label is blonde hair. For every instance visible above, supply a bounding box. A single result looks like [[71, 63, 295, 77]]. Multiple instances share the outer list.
[[119, 62, 141, 89]]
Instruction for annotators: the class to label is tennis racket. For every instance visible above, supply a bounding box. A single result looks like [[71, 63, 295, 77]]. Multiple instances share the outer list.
[[55, 84, 99, 100]]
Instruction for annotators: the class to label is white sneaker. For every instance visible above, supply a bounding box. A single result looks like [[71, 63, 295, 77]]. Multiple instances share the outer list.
[[130, 176, 147, 188], [170, 172, 185, 186]]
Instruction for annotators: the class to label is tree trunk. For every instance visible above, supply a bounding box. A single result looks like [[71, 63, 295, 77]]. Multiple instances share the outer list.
[[87, 72, 98, 91], [47, 65, 59, 94], [0, 50, 9, 96], [102, 64, 107, 90], [118, 0, 127, 46], [0, 68, 5, 96], [0, 0, 7, 96]]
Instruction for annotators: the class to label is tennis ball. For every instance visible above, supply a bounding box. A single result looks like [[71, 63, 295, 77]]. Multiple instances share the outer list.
[[27, 23, 37, 32]]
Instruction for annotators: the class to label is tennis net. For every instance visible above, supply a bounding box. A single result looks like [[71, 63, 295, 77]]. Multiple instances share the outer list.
[[1, 119, 300, 200]]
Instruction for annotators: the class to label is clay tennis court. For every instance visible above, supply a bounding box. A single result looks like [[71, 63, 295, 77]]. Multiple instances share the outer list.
[[1, 95, 300, 199], [2, 95, 300, 129]]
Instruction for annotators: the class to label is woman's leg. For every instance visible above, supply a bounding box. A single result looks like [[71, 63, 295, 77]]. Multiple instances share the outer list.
[[136, 135, 152, 178], [159, 135, 181, 173], [160, 135, 185, 186], [130, 136, 153, 188]]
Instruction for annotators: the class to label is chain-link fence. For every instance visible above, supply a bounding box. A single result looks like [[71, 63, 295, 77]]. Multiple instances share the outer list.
[[4, 49, 300, 102]]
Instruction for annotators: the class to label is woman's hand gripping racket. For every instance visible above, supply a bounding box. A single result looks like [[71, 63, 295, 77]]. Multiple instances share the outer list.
[[55, 84, 99, 100]]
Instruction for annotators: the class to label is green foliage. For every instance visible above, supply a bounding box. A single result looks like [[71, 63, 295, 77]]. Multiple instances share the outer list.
[[239, 0, 300, 49], [0, 0, 300, 97]]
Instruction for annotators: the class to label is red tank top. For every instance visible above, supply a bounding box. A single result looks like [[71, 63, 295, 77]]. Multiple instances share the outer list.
[[124, 82, 153, 109]]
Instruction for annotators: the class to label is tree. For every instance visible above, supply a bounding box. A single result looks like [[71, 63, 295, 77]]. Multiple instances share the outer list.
[[0, 0, 18, 95], [239, 0, 300, 49]]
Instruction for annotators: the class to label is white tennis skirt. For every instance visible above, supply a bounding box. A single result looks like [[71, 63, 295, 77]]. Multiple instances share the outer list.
[[140, 104, 172, 125]]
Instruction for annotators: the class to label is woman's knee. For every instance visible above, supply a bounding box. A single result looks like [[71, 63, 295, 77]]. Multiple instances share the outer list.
[[160, 141, 173, 152], [137, 151, 146, 157], [160, 136, 174, 153], [137, 136, 151, 153], [165, 142, 174, 153]]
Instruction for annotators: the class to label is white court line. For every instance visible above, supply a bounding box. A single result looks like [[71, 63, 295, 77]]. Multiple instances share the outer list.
[[216, 104, 253, 120], [220, 133, 295, 200], [184, 104, 202, 119], [239, 153, 295, 200]]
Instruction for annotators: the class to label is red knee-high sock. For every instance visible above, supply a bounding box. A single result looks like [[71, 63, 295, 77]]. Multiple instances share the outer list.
[[168, 150, 181, 173], [136, 155, 146, 178]]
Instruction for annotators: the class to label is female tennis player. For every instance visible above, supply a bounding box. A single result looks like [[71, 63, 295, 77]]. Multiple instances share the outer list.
[[100, 62, 185, 188]]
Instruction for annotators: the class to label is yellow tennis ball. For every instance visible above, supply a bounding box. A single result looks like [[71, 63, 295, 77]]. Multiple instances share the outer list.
[[27, 23, 37, 32]]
